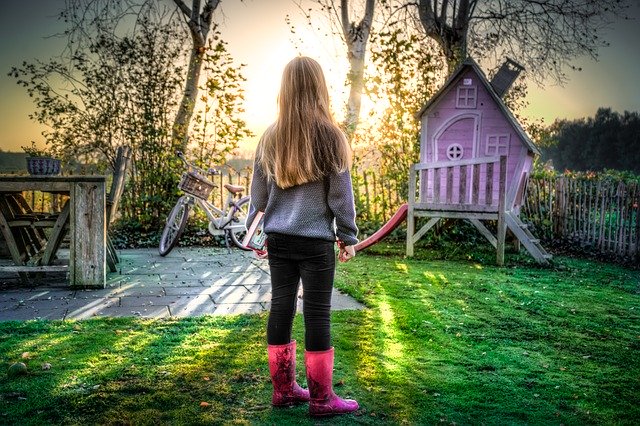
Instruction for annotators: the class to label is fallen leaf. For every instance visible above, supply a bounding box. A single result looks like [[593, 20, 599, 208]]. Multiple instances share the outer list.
[[21, 352, 30, 359], [42, 363, 52, 370], [200, 402, 211, 407], [203, 376, 210, 381]]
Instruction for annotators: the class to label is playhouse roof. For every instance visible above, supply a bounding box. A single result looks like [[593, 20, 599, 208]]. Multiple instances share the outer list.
[[417, 57, 541, 156]]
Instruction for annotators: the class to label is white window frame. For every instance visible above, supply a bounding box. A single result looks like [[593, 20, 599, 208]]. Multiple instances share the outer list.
[[456, 86, 477, 109], [446, 143, 464, 161], [486, 134, 510, 156]]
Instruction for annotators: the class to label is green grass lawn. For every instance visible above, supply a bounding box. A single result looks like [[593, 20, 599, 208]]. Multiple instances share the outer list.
[[1, 245, 638, 425]]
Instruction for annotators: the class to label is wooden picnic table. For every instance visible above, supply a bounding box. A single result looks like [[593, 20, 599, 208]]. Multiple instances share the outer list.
[[0, 175, 106, 288]]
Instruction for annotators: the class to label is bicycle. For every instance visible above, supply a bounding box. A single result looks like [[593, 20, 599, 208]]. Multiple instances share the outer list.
[[159, 151, 251, 256]]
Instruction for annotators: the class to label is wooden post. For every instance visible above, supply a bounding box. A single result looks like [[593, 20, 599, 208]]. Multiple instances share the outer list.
[[459, 165, 467, 204], [486, 162, 494, 205], [406, 164, 416, 257], [496, 156, 507, 266], [69, 180, 106, 288]]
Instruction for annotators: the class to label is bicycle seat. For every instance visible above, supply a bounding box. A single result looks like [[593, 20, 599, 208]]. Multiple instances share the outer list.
[[224, 184, 244, 194]]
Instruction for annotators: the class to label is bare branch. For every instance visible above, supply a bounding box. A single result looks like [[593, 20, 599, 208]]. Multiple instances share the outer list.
[[341, 0, 351, 39], [172, 0, 192, 17]]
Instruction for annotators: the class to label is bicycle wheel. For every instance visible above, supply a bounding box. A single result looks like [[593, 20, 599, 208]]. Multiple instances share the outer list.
[[228, 196, 252, 250], [159, 196, 191, 256]]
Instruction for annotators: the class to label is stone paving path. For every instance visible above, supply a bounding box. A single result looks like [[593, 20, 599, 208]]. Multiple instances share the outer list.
[[0, 247, 364, 321]]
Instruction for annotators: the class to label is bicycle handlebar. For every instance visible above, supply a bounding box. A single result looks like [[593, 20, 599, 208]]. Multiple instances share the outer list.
[[175, 150, 220, 176]]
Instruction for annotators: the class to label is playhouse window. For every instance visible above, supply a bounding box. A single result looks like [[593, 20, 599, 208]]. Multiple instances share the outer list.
[[486, 134, 510, 156], [446, 143, 464, 160], [456, 86, 477, 108]]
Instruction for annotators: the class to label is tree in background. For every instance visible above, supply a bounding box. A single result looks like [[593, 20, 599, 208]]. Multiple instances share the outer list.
[[189, 29, 253, 170], [543, 108, 640, 174], [60, 0, 223, 153], [10, 2, 250, 228], [172, 0, 221, 152], [10, 9, 186, 226], [352, 27, 442, 225], [297, 0, 376, 140], [406, 0, 630, 82]]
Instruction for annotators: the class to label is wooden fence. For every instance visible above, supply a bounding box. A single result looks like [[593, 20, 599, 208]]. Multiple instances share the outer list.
[[523, 177, 639, 259], [15, 166, 639, 262], [207, 165, 253, 208], [352, 169, 406, 225]]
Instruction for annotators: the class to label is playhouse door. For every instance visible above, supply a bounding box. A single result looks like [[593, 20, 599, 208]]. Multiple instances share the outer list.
[[434, 114, 478, 162]]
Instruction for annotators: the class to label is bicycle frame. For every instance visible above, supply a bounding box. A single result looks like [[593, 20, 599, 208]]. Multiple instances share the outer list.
[[180, 190, 247, 233], [172, 150, 249, 232]]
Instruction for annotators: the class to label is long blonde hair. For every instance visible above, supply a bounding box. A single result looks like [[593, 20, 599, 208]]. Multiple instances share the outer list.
[[258, 56, 351, 189]]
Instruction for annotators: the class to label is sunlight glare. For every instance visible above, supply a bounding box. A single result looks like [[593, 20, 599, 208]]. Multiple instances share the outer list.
[[378, 298, 404, 371]]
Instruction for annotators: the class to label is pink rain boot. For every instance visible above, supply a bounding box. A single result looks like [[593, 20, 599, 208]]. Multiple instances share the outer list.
[[305, 347, 359, 417], [268, 340, 310, 406]]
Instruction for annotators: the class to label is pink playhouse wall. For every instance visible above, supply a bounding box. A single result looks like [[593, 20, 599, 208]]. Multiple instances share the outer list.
[[419, 67, 535, 211]]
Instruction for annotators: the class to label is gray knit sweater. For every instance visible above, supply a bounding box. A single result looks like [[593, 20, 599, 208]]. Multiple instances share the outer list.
[[247, 159, 359, 246]]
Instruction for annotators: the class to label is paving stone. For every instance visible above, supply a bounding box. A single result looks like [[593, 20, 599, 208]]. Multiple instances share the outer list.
[[205, 271, 269, 287], [166, 295, 217, 317], [73, 289, 124, 299], [0, 289, 75, 303], [241, 284, 273, 303], [210, 286, 262, 304], [63, 298, 120, 320], [160, 279, 207, 288], [107, 285, 166, 298], [68, 304, 171, 319], [119, 294, 197, 308], [206, 303, 266, 316], [158, 271, 200, 280], [122, 265, 196, 275], [0, 304, 66, 321], [163, 286, 227, 296]]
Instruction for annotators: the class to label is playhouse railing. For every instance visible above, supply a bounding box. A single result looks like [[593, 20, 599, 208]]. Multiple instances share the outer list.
[[407, 155, 508, 263], [409, 156, 507, 212]]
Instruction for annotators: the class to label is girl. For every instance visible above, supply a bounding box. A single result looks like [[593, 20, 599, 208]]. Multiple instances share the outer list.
[[248, 56, 359, 417]]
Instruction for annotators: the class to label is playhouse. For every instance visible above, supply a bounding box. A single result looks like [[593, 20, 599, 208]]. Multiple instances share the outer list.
[[406, 57, 551, 264]]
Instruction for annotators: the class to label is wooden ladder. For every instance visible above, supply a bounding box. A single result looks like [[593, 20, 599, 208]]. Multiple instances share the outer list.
[[504, 211, 552, 265]]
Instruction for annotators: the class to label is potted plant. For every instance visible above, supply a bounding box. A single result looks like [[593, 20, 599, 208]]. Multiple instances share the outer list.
[[21, 141, 61, 176]]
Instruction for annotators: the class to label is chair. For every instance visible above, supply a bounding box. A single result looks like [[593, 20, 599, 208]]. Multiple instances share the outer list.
[[0, 193, 45, 265], [31, 145, 131, 272], [105, 145, 132, 271]]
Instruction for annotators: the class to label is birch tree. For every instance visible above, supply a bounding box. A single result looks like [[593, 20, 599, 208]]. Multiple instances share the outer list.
[[301, 0, 376, 139], [340, 0, 376, 137], [172, 0, 221, 151], [60, 0, 223, 151]]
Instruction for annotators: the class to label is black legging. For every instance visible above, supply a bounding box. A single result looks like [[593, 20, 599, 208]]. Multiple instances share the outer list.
[[266, 233, 335, 351]]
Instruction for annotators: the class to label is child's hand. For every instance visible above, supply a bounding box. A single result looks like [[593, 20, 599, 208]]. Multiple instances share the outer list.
[[338, 245, 356, 263], [254, 249, 268, 260]]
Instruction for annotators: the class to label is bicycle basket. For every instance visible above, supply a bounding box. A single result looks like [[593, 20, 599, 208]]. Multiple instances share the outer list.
[[179, 171, 215, 199]]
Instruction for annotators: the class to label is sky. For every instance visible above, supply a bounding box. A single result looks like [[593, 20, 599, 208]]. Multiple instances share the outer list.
[[1, 0, 639, 156]]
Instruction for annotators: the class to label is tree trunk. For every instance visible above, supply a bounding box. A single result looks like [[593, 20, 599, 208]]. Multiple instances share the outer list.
[[172, 0, 220, 151], [341, 0, 375, 141], [417, 0, 471, 73]]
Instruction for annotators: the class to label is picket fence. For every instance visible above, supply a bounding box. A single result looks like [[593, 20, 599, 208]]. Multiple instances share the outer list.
[[522, 177, 639, 259], [234, 169, 639, 261]]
